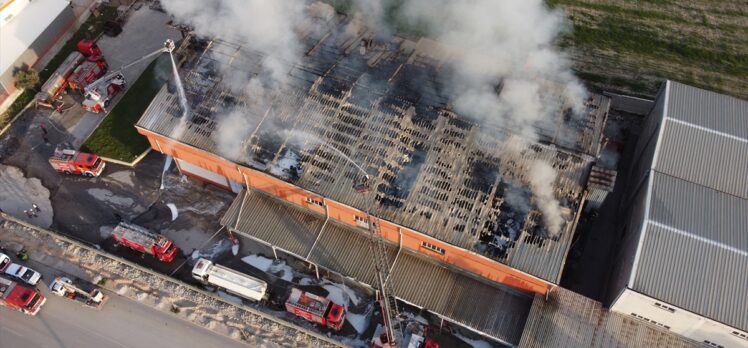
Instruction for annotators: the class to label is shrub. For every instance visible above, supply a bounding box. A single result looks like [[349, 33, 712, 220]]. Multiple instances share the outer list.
[[13, 69, 40, 90]]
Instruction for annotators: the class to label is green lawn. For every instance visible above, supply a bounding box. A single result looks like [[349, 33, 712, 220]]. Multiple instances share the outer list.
[[81, 55, 170, 162], [546, 0, 748, 98], [1, 7, 117, 129]]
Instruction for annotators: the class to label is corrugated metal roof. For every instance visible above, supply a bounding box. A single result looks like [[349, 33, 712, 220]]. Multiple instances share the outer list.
[[648, 173, 748, 249], [390, 253, 533, 345], [656, 119, 748, 198], [224, 189, 534, 344], [633, 172, 748, 330], [666, 81, 748, 138], [635, 219, 748, 332], [309, 222, 396, 286], [228, 190, 323, 257], [519, 288, 700, 348], [626, 81, 748, 332]]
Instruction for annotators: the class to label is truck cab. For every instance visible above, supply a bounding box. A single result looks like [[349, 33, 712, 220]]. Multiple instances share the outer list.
[[285, 288, 346, 331], [0, 277, 46, 315], [152, 235, 177, 262], [82, 73, 125, 113]]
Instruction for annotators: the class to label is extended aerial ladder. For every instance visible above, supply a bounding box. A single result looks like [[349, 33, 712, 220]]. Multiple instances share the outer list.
[[330, 140, 404, 346], [82, 39, 176, 112], [367, 215, 403, 347]]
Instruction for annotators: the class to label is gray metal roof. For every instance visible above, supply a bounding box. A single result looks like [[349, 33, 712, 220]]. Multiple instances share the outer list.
[[519, 288, 700, 348], [223, 189, 534, 345], [666, 81, 748, 138], [634, 173, 748, 331], [655, 119, 747, 198], [627, 81, 748, 331]]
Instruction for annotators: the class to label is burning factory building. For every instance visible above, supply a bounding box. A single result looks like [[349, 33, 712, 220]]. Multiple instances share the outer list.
[[136, 2, 611, 344]]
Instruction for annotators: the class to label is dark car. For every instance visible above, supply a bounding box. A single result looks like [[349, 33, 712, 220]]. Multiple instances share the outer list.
[[103, 21, 123, 37]]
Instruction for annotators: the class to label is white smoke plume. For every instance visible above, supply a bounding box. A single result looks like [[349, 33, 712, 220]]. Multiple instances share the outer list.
[[528, 160, 564, 235], [161, 0, 583, 233], [387, 0, 581, 231], [394, 0, 587, 137], [160, 0, 306, 86]]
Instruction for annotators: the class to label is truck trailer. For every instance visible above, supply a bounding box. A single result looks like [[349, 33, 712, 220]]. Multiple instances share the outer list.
[[285, 287, 346, 331], [192, 258, 268, 302], [0, 277, 46, 315], [111, 222, 177, 262]]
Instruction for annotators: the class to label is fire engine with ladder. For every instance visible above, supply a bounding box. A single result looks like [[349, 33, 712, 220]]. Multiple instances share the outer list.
[[35, 40, 108, 109], [111, 222, 178, 262], [49, 276, 108, 310], [81, 39, 176, 113], [48, 145, 106, 177]]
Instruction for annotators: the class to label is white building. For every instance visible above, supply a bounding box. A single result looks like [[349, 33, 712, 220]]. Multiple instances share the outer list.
[[0, 0, 74, 107], [609, 80, 748, 348]]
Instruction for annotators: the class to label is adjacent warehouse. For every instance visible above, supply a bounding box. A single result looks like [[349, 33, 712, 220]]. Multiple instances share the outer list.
[[0, 0, 75, 106], [608, 81, 748, 347]]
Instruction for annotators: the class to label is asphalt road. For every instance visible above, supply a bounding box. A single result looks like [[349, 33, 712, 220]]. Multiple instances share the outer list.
[[0, 286, 247, 348]]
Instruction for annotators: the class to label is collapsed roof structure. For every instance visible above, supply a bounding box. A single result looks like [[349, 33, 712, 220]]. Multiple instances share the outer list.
[[138, 11, 610, 284]]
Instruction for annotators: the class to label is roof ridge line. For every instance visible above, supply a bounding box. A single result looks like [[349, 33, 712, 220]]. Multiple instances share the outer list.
[[647, 220, 748, 257], [664, 116, 747, 143], [652, 170, 748, 200]]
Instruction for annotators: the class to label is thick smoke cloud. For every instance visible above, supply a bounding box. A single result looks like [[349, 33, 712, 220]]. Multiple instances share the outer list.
[[528, 160, 564, 235], [162, 0, 583, 234], [160, 0, 305, 85], [385, 0, 583, 234]]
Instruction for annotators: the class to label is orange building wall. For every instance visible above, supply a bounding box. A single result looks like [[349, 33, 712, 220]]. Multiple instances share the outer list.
[[137, 127, 555, 294]]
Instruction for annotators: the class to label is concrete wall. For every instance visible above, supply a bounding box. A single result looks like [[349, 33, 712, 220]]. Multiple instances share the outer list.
[[605, 174, 649, 306], [0, 3, 76, 107], [139, 127, 555, 295], [625, 81, 667, 206], [611, 289, 748, 348]]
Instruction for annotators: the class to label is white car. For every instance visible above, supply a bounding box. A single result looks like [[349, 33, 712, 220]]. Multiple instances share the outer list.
[[0, 253, 10, 272], [4, 263, 42, 286]]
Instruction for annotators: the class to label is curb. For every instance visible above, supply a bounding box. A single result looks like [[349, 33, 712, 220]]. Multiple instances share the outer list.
[[0, 213, 345, 347]]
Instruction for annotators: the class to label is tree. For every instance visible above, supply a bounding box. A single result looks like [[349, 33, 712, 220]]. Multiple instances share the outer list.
[[13, 69, 40, 90]]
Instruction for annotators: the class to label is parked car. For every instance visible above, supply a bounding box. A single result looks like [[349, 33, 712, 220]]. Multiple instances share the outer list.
[[0, 253, 10, 272], [4, 263, 42, 286]]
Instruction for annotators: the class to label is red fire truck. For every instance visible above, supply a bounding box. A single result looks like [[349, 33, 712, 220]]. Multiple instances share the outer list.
[[48, 146, 106, 177], [35, 39, 108, 108], [0, 277, 46, 315], [68, 60, 109, 92], [285, 287, 346, 330], [110, 222, 178, 262], [35, 52, 84, 108]]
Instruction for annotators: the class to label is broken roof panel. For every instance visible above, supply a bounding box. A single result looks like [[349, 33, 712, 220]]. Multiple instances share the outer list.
[[138, 17, 610, 282]]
